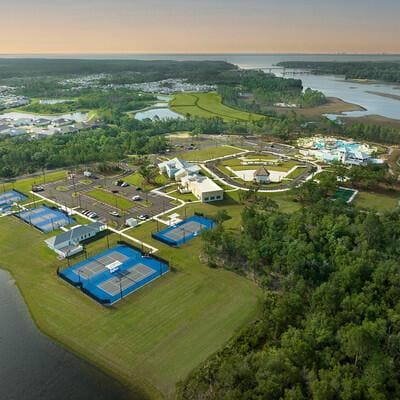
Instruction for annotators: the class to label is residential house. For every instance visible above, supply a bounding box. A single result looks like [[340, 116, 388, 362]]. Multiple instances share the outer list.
[[254, 167, 270, 183], [45, 222, 106, 258]]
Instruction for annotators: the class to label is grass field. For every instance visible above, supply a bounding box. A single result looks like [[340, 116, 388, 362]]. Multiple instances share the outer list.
[[170, 92, 265, 122], [1, 170, 67, 196], [86, 188, 134, 210], [219, 157, 299, 173], [178, 145, 246, 161], [167, 190, 198, 202], [0, 208, 261, 399], [354, 191, 400, 212], [124, 173, 170, 191], [285, 166, 308, 179]]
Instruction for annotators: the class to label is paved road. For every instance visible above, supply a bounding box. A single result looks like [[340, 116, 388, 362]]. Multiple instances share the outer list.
[[204, 151, 317, 192]]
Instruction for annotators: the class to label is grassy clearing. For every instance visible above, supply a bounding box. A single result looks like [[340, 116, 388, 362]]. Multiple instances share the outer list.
[[354, 191, 400, 212], [0, 214, 261, 399], [178, 145, 246, 162], [170, 92, 265, 122], [167, 190, 198, 202], [219, 158, 299, 173], [86, 188, 134, 210], [285, 167, 308, 179], [124, 173, 170, 191], [1, 170, 67, 196]]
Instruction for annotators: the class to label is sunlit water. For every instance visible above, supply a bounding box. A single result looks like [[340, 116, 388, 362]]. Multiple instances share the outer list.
[[135, 107, 184, 120]]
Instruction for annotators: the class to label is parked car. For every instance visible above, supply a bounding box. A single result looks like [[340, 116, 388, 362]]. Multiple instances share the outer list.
[[132, 195, 142, 201], [136, 187, 142, 191], [121, 182, 129, 187], [138, 214, 150, 221], [109, 211, 120, 217], [32, 185, 44, 192]]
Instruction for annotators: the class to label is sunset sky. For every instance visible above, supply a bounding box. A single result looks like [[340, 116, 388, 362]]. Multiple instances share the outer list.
[[1, 0, 399, 54]]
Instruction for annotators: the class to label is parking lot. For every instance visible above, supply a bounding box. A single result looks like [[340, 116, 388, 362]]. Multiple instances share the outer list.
[[38, 173, 177, 227]]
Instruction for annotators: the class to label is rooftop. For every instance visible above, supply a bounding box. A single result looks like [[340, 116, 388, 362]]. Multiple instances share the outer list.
[[45, 221, 105, 248]]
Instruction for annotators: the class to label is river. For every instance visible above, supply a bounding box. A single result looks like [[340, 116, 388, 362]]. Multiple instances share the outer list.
[[1, 53, 399, 399], [0, 269, 134, 400], [49, 53, 400, 120]]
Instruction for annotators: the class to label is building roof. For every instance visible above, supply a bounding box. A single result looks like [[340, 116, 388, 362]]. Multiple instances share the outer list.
[[254, 167, 270, 176], [45, 222, 104, 248], [159, 158, 200, 174], [190, 176, 223, 192]]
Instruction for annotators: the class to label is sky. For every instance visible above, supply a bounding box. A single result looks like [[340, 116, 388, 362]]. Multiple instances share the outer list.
[[1, 0, 399, 54]]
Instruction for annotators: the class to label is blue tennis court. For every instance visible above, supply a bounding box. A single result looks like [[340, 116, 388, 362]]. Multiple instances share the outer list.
[[17, 205, 74, 233], [152, 215, 215, 246], [0, 190, 27, 210], [59, 245, 168, 305]]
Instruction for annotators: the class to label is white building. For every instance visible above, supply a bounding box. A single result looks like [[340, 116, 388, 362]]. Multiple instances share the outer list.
[[254, 167, 270, 183], [45, 222, 106, 258], [338, 148, 370, 166], [158, 158, 201, 180], [180, 175, 223, 203], [159, 157, 223, 202]]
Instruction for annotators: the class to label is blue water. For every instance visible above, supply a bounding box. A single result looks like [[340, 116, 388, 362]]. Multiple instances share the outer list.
[[135, 108, 184, 121], [1, 53, 399, 119], [114, 54, 400, 120], [314, 139, 363, 152], [0, 269, 135, 400]]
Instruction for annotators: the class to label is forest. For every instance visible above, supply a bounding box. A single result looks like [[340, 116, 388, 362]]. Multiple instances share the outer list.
[[217, 70, 326, 112], [179, 186, 400, 400], [20, 89, 156, 115], [0, 58, 236, 81], [277, 61, 400, 84], [1, 110, 400, 178]]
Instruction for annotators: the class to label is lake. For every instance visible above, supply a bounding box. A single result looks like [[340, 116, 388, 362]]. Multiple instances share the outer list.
[[3, 54, 399, 119], [67, 53, 400, 120], [135, 107, 184, 121], [0, 269, 135, 400]]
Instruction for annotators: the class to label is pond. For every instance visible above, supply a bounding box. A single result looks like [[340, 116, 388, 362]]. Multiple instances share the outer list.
[[135, 107, 184, 121], [0, 269, 135, 400]]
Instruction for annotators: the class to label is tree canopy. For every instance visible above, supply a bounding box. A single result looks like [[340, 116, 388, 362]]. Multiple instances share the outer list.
[[179, 196, 400, 400]]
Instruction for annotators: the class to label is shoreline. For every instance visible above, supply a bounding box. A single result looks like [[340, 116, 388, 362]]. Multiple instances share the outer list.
[[0, 267, 141, 400], [366, 91, 400, 101], [271, 97, 364, 118]]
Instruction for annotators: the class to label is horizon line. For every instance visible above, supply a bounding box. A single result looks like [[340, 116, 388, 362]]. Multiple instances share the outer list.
[[0, 52, 399, 57]]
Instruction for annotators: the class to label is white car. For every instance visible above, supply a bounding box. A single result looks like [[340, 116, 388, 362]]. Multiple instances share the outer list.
[[132, 195, 142, 201], [121, 182, 129, 187], [109, 211, 120, 217]]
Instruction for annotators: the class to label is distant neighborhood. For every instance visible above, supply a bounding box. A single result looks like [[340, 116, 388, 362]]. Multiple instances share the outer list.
[[60, 75, 216, 94], [0, 86, 29, 110], [0, 113, 99, 138]]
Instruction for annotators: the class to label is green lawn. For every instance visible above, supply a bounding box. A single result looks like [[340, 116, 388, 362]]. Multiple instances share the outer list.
[[1, 170, 67, 196], [170, 92, 265, 122], [86, 188, 134, 210], [230, 161, 299, 173], [354, 191, 400, 212], [285, 166, 308, 179], [0, 215, 261, 399], [167, 190, 198, 202], [124, 173, 170, 191], [178, 145, 246, 162]]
